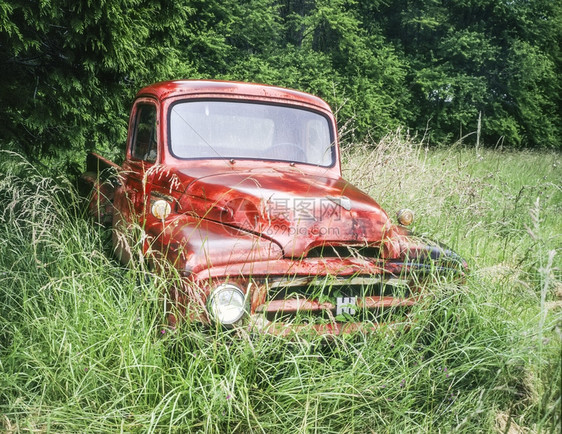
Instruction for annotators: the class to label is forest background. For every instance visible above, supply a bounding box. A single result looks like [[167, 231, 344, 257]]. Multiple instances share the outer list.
[[1, 0, 561, 172]]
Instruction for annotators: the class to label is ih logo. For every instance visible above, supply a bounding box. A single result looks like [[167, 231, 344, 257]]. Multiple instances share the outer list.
[[336, 297, 357, 315]]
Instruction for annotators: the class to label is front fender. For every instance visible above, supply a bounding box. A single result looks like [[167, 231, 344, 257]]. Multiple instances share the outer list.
[[145, 214, 284, 275], [394, 232, 468, 275]]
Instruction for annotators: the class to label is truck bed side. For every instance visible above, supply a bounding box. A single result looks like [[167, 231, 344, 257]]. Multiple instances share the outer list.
[[79, 152, 121, 225]]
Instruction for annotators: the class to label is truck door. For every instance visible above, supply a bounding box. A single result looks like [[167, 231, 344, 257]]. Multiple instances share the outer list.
[[113, 100, 159, 263]]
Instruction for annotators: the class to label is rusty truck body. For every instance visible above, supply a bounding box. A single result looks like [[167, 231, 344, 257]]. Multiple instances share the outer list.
[[81, 80, 466, 335]]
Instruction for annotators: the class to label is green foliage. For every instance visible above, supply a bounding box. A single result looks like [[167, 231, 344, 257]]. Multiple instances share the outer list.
[[1, 145, 560, 431], [0, 0, 560, 172], [0, 0, 196, 172], [395, 0, 561, 147]]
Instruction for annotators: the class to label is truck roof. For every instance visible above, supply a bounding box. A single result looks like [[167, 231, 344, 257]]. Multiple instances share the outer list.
[[135, 80, 332, 112]]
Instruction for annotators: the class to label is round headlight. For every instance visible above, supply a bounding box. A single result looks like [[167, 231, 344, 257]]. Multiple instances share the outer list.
[[151, 199, 171, 220], [207, 284, 246, 326], [397, 208, 414, 226]]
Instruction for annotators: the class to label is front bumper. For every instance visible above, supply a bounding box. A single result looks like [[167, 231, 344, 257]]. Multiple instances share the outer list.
[[171, 252, 466, 336]]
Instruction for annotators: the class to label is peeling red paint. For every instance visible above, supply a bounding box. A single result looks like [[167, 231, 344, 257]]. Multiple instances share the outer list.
[[80, 80, 467, 335]]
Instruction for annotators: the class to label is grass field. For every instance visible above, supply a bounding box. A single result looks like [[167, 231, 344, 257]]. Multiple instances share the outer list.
[[1, 136, 560, 433]]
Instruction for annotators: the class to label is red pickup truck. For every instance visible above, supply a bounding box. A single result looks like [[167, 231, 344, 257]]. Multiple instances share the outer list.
[[81, 80, 466, 335]]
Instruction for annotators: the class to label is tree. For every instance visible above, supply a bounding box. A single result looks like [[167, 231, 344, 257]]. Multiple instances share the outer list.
[[0, 0, 196, 172], [2, 0, 559, 173], [379, 0, 561, 148]]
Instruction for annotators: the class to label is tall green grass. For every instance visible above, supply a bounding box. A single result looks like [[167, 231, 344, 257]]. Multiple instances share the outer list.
[[1, 140, 560, 433]]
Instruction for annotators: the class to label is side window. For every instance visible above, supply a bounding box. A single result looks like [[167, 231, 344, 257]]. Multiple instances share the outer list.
[[131, 103, 158, 162]]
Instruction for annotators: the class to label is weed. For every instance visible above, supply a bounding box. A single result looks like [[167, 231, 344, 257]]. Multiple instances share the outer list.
[[0, 140, 560, 432]]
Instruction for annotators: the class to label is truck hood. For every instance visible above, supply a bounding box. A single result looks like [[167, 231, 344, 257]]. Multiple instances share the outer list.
[[176, 168, 397, 257]]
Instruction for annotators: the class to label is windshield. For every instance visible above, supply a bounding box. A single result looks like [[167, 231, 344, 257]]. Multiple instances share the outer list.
[[169, 101, 334, 166]]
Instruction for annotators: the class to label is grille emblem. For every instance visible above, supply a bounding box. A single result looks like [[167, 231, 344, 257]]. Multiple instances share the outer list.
[[336, 297, 357, 315]]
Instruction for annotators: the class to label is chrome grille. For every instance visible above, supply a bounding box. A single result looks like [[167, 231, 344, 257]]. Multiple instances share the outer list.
[[257, 275, 416, 323], [305, 245, 381, 259]]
